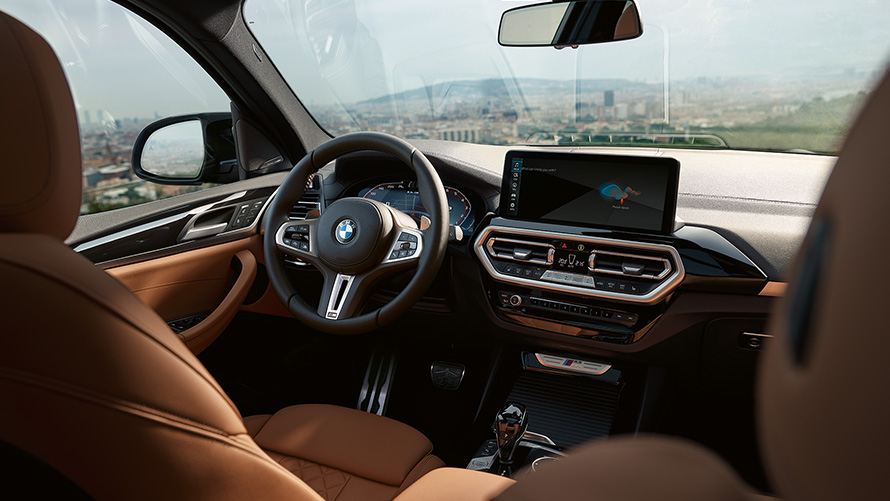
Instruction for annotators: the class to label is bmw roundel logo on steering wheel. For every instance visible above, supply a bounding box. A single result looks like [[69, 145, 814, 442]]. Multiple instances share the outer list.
[[335, 219, 357, 244]]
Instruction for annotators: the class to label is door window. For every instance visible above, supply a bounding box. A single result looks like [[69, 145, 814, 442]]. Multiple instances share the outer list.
[[1, 0, 230, 214]]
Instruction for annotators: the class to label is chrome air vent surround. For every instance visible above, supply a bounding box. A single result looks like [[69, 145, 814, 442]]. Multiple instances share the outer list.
[[589, 249, 671, 280], [474, 225, 684, 304], [485, 237, 555, 266]]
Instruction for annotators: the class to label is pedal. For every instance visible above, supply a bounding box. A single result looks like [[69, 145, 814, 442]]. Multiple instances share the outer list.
[[430, 361, 465, 390], [357, 348, 396, 416]]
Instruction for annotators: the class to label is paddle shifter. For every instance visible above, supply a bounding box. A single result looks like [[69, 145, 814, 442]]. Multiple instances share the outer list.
[[493, 401, 528, 465]]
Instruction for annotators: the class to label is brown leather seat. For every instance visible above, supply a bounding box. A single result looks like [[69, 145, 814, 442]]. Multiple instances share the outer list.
[[494, 71, 890, 501], [245, 405, 444, 499], [0, 11, 446, 500]]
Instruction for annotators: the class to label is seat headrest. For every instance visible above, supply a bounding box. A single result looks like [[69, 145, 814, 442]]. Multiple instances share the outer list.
[[759, 69, 890, 500], [0, 13, 81, 240]]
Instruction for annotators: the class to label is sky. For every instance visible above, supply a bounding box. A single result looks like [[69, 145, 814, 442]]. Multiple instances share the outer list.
[[250, 0, 890, 105], [1, 0, 889, 119]]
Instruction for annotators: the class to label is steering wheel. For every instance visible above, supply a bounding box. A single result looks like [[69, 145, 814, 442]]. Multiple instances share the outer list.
[[263, 132, 449, 334]]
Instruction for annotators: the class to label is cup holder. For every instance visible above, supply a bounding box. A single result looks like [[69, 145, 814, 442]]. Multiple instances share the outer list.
[[530, 455, 560, 472]]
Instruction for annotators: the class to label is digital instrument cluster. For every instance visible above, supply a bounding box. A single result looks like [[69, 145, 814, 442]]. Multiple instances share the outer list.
[[359, 181, 474, 230]]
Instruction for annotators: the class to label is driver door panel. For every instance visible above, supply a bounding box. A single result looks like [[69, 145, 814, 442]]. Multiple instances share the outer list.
[[106, 237, 260, 354]]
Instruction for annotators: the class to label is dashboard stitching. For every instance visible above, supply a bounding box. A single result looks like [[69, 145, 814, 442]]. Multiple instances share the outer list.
[[679, 192, 817, 207]]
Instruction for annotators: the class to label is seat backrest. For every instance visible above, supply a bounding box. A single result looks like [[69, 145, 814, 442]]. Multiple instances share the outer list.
[[758, 69, 890, 500], [0, 12, 321, 500]]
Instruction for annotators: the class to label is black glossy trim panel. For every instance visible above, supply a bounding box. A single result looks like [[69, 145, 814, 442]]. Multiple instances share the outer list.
[[473, 217, 768, 344], [482, 217, 767, 292], [73, 186, 277, 264]]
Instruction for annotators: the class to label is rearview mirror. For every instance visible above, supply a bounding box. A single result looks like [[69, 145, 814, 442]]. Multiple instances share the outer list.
[[133, 113, 238, 185], [499, 0, 642, 48]]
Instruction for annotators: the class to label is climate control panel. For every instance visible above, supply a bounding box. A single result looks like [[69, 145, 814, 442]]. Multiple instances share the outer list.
[[497, 291, 639, 327]]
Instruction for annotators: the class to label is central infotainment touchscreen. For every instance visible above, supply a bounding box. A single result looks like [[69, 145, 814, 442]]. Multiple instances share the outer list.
[[500, 151, 680, 235]]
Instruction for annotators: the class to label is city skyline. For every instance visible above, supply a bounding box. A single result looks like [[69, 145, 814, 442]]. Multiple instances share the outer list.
[[4, 0, 890, 120]]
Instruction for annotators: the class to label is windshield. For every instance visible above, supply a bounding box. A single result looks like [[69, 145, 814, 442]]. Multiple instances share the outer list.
[[245, 0, 890, 154]]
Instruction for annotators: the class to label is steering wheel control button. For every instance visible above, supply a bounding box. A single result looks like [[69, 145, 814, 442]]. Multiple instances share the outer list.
[[281, 224, 312, 252], [385, 230, 423, 263]]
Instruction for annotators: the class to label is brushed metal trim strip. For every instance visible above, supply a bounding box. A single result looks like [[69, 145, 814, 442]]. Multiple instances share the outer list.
[[534, 353, 612, 376]]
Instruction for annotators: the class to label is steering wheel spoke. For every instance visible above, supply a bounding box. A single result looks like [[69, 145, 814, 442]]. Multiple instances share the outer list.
[[318, 273, 361, 320]]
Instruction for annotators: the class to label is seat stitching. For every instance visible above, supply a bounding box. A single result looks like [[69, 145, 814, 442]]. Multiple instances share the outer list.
[[244, 415, 273, 438], [332, 470, 353, 501], [279, 457, 351, 500], [0, 17, 59, 213], [0, 369, 305, 480], [128, 276, 233, 294], [257, 446, 404, 487], [395, 454, 437, 495], [0, 367, 231, 437]]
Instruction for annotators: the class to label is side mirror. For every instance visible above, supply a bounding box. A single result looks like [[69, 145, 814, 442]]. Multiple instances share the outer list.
[[132, 113, 238, 185], [499, 0, 642, 48]]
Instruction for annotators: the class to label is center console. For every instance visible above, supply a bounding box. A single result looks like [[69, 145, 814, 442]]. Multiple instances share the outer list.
[[474, 150, 688, 344], [464, 151, 771, 481]]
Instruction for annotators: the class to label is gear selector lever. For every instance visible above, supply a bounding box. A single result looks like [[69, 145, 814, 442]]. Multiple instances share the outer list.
[[493, 401, 528, 465]]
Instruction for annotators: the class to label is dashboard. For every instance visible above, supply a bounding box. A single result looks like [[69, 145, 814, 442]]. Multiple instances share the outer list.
[[69, 140, 832, 357], [307, 146, 777, 348]]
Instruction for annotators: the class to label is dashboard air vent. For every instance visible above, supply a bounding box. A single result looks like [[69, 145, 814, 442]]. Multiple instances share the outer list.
[[486, 237, 554, 265], [288, 175, 323, 220], [288, 192, 320, 220], [590, 250, 670, 280]]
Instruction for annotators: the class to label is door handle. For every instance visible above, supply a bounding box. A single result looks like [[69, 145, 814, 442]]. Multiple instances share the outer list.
[[182, 222, 229, 241]]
